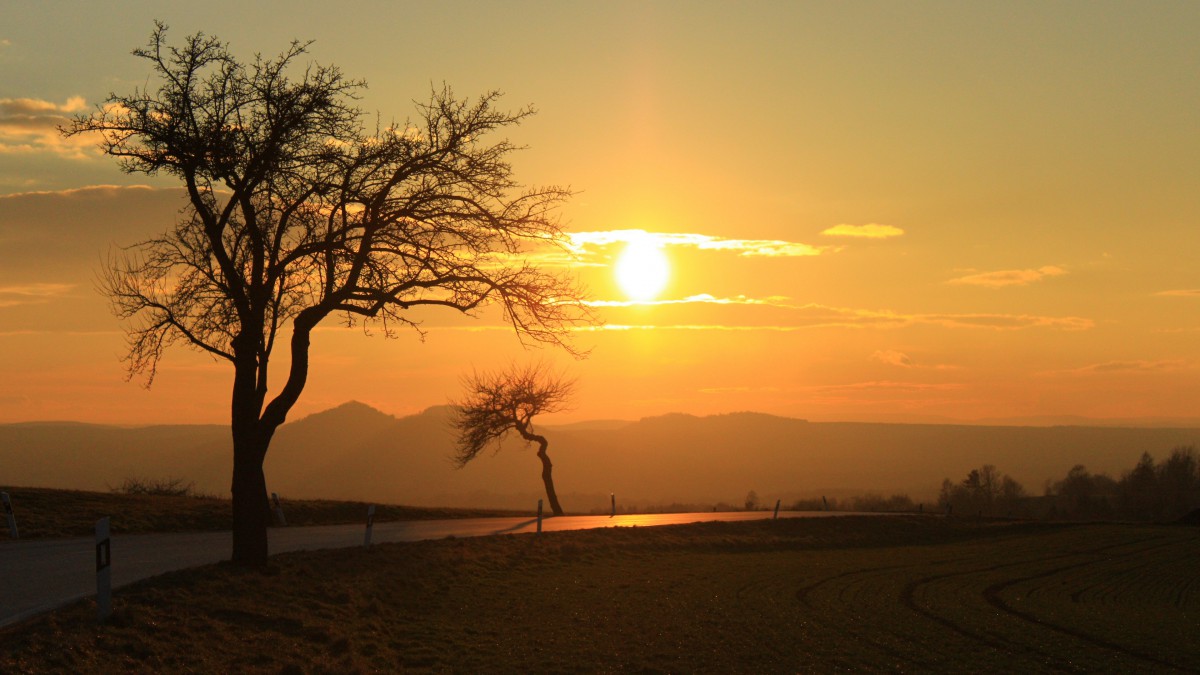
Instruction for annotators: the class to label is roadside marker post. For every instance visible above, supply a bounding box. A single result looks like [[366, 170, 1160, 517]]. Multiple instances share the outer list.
[[363, 505, 375, 547], [610, 492, 615, 518], [95, 517, 112, 621], [271, 492, 287, 526], [773, 499, 781, 520], [822, 496, 828, 511], [1, 492, 17, 539], [537, 499, 543, 533]]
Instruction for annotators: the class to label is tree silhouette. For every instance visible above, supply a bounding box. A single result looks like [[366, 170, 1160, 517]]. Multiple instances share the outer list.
[[65, 24, 589, 566], [451, 363, 575, 516]]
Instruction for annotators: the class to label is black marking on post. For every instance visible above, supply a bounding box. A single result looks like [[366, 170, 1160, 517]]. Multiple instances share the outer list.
[[96, 538, 111, 572]]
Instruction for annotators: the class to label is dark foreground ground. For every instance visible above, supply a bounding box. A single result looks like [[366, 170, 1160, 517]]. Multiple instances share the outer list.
[[1, 516, 1196, 673]]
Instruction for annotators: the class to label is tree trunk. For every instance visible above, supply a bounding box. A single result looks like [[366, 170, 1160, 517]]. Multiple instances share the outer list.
[[229, 327, 270, 567], [230, 444, 270, 566], [534, 438, 564, 516], [227, 319, 316, 568]]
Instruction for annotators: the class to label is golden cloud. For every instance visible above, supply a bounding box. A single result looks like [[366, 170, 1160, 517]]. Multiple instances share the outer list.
[[1153, 289, 1200, 298], [820, 223, 905, 239], [0, 96, 95, 158], [947, 265, 1067, 288]]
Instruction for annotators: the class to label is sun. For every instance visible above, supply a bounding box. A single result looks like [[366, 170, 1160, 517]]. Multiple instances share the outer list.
[[614, 237, 670, 301]]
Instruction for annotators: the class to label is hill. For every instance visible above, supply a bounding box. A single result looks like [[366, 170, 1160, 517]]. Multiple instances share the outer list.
[[3, 403, 1199, 510]]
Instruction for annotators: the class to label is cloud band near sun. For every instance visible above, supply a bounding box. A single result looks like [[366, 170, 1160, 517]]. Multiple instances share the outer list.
[[565, 229, 827, 257], [581, 294, 790, 308], [820, 223, 905, 239]]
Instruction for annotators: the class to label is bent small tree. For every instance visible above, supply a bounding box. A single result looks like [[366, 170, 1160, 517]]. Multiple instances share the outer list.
[[66, 25, 588, 566], [452, 363, 574, 516]]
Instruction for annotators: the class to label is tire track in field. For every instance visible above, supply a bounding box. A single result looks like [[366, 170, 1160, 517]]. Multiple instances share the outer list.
[[791, 563, 943, 669], [898, 534, 1173, 668], [982, 538, 1196, 672], [793, 564, 912, 606]]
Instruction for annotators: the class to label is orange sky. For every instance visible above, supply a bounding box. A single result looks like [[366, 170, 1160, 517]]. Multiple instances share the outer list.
[[1, 2, 1198, 425]]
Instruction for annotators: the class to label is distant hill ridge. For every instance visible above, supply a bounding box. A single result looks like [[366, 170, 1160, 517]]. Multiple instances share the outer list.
[[3, 402, 1199, 510]]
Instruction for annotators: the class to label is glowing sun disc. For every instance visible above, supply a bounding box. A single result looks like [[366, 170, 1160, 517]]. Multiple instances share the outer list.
[[615, 238, 669, 301]]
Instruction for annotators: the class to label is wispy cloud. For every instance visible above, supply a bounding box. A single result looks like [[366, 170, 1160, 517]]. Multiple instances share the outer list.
[[870, 348, 960, 370], [872, 350, 912, 367], [810, 380, 965, 393], [0, 282, 75, 307], [820, 223, 904, 239], [792, 304, 1092, 331], [947, 265, 1066, 288], [0, 183, 159, 201], [698, 385, 782, 395], [577, 302, 1093, 332], [1064, 359, 1188, 375], [0, 96, 95, 158], [1153, 289, 1200, 298], [566, 229, 828, 258]]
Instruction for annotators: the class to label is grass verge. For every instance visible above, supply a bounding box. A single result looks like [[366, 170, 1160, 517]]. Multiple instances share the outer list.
[[2, 516, 1197, 673]]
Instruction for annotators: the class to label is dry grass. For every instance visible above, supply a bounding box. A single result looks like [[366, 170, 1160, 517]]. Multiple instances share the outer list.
[[0, 487, 525, 539], [2, 516, 1197, 673]]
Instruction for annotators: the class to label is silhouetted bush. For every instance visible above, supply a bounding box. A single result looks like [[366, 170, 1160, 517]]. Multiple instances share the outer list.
[[112, 477, 198, 497]]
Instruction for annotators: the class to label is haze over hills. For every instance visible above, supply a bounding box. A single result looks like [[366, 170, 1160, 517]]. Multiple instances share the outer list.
[[3, 401, 1199, 511]]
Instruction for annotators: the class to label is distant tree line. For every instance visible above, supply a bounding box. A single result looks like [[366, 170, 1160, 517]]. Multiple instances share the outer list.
[[939, 446, 1200, 522], [1042, 446, 1199, 522]]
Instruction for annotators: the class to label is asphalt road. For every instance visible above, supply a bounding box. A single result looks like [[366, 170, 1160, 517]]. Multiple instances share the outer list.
[[0, 510, 849, 628]]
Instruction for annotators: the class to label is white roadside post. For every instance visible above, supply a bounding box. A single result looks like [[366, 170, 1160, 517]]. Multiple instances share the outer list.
[[536, 499, 543, 534], [271, 492, 287, 526], [1, 492, 17, 539], [773, 499, 781, 520], [610, 492, 615, 518], [363, 505, 375, 547], [95, 517, 112, 621]]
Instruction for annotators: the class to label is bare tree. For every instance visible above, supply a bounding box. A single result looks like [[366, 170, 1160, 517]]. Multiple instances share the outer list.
[[64, 24, 589, 566], [451, 363, 575, 516]]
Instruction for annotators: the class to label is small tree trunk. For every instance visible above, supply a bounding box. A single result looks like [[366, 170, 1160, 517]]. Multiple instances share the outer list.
[[535, 439, 564, 516]]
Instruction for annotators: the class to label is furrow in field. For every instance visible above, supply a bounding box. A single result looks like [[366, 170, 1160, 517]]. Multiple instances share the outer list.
[[984, 535, 1200, 672]]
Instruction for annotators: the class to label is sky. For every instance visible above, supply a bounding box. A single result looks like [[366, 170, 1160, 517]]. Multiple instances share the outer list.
[[1, 1, 1198, 426]]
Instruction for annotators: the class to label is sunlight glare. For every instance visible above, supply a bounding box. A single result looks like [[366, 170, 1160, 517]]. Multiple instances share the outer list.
[[615, 237, 670, 301]]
